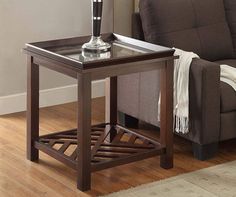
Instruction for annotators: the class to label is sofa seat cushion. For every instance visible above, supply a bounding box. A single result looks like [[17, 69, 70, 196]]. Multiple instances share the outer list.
[[139, 0, 234, 61], [215, 59, 236, 112]]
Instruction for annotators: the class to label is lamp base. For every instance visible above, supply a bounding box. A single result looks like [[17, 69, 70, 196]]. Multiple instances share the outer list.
[[81, 50, 111, 61], [82, 36, 111, 53]]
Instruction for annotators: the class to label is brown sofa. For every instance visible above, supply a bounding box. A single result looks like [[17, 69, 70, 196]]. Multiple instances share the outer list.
[[118, 0, 236, 160]]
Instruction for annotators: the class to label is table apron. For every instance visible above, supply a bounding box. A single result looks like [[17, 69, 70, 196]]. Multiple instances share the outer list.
[[33, 56, 78, 79], [90, 61, 166, 80]]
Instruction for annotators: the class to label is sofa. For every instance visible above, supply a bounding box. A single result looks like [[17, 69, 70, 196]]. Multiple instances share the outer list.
[[117, 0, 236, 160]]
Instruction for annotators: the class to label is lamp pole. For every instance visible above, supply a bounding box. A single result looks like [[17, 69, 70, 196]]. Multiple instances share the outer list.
[[82, 0, 111, 53]]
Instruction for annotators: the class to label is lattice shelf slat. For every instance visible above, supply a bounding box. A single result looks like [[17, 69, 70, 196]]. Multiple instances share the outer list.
[[35, 123, 164, 172]]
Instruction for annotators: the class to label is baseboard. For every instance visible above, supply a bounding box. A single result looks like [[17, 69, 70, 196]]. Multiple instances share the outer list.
[[0, 80, 105, 115]]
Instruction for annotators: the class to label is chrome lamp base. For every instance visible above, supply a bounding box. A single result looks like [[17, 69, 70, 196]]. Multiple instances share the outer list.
[[82, 36, 111, 53]]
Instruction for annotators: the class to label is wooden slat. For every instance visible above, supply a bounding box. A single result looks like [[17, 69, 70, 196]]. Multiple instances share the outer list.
[[49, 139, 56, 147], [91, 133, 102, 137], [143, 139, 150, 145], [102, 142, 155, 150], [91, 123, 108, 128], [40, 139, 78, 144], [128, 135, 137, 144], [92, 128, 105, 132], [35, 142, 77, 170], [91, 131, 110, 159], [98, 147, 138, 154], [92, 148, 165, 172], [94, 152, 120, 159], [58, 141, 71, 153], [91, 157, 109, 163], [112, 130, 125, 143], [56, 135, 77, 139], [117, 125, 159, 146], [91, 136, 99, 141], [70, 148, 78, 160]]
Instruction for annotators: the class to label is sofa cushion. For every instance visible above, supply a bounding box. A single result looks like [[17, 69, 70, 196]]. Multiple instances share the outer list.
[[215, 59, 236, 112], [224, 0, 236, 57], [139, 0, 234, 61]]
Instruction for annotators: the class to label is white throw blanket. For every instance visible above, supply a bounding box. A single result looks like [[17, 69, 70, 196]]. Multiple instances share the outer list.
[[172, 48, 199, 134], [220, 64, 236, 91], [158, 48, 236, 134]]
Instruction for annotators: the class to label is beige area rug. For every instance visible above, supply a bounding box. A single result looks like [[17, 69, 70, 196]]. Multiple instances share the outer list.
[[104, 160, 236, 197]]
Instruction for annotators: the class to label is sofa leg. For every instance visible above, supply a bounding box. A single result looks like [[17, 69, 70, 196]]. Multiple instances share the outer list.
[[192, 142, 218, 161], [119, 112, 139, 128]]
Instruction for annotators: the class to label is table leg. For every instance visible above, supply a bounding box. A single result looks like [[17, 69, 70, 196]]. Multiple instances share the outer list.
[[77, 73, 92, 191], [160, 60, 174, 169], [105, 77, 117, 142], [27, 56, 39, 161]]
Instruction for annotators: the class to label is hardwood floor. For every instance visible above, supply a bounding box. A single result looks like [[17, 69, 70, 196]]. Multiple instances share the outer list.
[[0, 97, 236, 197]]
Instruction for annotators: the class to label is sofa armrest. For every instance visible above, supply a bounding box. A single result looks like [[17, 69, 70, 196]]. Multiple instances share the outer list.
[[132, 13, 145, 40], [188, 58, 221, 144]]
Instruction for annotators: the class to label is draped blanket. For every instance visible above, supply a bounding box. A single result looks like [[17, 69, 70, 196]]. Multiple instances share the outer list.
[[158, 48, 236, 134], [172, 48, 199, 134], [220, 64, 236, 92]]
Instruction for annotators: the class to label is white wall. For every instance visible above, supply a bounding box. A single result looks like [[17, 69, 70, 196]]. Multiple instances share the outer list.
[[114, 0, 134, 36], [0, 0, 113, 114], [135, 0, 139, 12]]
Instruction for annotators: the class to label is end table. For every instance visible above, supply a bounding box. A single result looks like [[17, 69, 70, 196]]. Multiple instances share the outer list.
[[24, 33, 176, 191]]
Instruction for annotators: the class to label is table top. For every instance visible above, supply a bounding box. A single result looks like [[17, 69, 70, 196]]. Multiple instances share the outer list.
[[24, 33, 175, 71]]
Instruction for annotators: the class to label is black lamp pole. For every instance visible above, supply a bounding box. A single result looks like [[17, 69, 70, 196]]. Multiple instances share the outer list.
[[93, 0, 103, 37], [82, 0, 111, 53]]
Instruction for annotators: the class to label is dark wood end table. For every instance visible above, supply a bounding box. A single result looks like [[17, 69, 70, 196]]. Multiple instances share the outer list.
[[24, 33, 176, 191]]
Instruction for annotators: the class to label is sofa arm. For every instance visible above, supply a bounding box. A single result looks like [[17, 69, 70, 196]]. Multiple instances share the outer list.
[[132, 13, 145, 41], [188, 58, 221, 144]]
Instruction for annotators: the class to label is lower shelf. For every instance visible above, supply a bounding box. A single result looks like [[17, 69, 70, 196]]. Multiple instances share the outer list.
[[35, 123, 165, 172]]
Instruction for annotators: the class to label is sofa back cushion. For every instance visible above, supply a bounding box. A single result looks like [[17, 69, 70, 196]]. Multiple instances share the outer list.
[[224, 0, 236, 57], [139, 0, 234, 61]]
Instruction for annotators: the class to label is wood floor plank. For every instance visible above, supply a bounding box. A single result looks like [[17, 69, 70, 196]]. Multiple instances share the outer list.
[[0, 97, 236, 196]]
